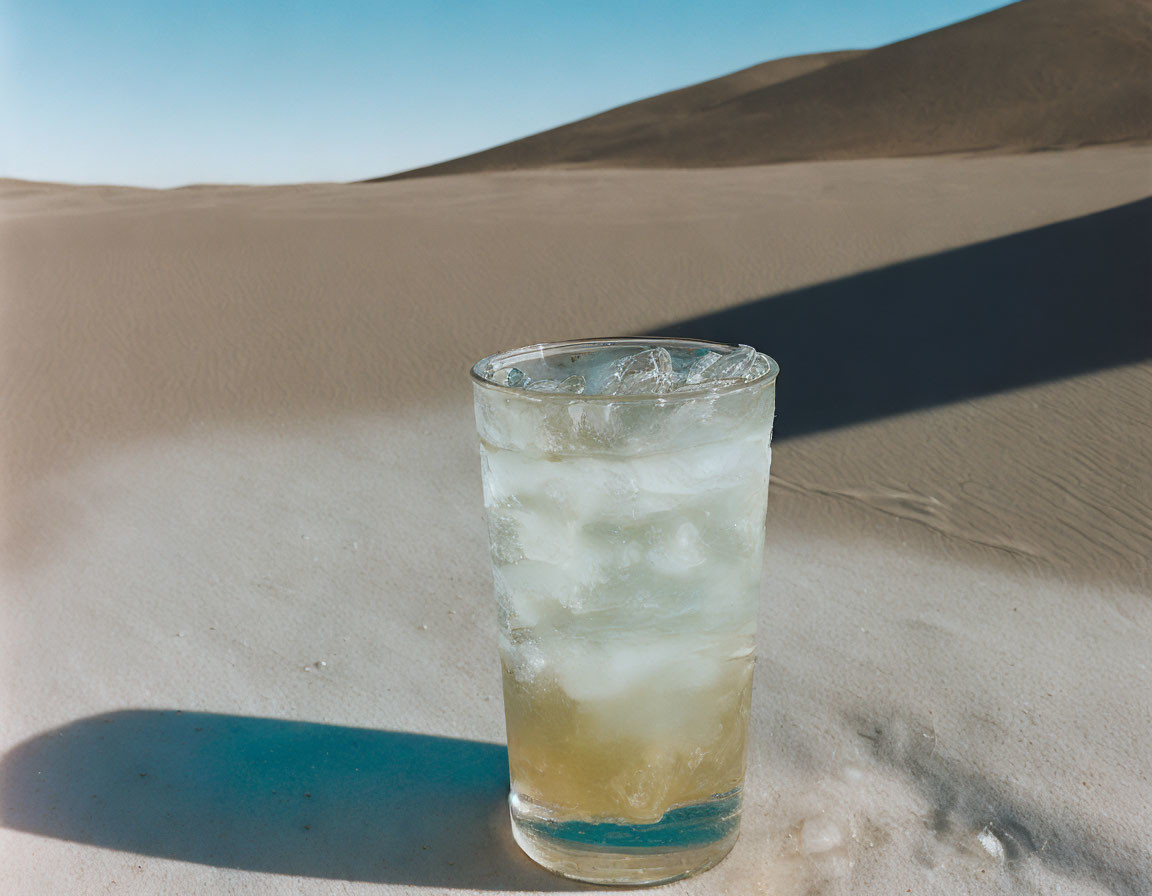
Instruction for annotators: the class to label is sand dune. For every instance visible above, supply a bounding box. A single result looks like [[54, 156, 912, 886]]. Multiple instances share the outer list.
[[376, 0, 1152, 180], [2, 145, 1150, 894]]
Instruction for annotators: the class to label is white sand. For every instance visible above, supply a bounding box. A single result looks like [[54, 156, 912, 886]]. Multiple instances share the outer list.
[[2, 146, 1150, 894]]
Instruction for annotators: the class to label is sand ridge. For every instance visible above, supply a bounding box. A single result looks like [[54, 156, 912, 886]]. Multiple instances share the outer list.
[[376, 0, 1152, 181]]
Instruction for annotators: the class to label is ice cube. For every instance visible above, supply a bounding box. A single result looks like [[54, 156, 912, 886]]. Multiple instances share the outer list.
[[705, 345, 758, 380], [552, 639, 722, 702], [499, 633, 547, 686], [495, 563, 568, 628], [646, 522, 707, 574], [683, 350, 722, 384], [747, 352, 771, 379], [602, 347, 677, 395], [505, 367, 528, 388], [525, 374, 586, 394], [627, 434, 761, 494], [673, 376, 746, 392]]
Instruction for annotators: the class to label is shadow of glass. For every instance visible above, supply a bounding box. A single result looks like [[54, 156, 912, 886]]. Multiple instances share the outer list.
[[653, 198, 1152, 440], [0, 710, 581, 890]]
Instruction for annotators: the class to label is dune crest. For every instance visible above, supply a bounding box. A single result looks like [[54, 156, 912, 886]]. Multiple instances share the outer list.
[[374, 0, 1152, 181]]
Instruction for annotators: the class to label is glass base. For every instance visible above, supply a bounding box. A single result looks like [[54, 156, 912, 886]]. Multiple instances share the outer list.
[[508, 789, 742, 886]]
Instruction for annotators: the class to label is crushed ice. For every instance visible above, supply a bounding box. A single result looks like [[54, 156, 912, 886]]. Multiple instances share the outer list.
[[603, 347, 677, 395], [525, 374, 586, 393], [800, 814, 844, 854], [487, 345, 768, 396], [977, 825, 1006, 862]]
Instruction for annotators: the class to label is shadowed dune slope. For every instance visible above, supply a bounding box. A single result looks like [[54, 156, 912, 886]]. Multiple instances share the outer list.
[[375, 0, 1152, 181]]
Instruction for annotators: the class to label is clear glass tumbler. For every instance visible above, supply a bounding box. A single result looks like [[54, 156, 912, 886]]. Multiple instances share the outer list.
[[471, 338, 778, 885]]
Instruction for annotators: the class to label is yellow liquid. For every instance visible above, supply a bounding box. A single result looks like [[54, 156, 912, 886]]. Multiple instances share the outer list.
[[502, 655, 754, 825]]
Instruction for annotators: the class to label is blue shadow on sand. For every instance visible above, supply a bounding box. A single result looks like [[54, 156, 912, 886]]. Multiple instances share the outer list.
[[0, 710, 582, 890]]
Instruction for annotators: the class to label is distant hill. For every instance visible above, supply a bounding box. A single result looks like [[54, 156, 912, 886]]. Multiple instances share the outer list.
[[371, 0, 1152, 181]]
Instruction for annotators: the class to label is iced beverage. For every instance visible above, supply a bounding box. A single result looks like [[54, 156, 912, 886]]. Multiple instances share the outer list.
[[471, 338, 777, 885]]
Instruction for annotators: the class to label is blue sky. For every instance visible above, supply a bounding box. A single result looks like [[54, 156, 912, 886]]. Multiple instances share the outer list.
[[2, 1, 1008, 187]]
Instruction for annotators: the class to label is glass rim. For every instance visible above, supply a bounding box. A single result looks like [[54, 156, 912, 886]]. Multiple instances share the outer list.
[[470, 336, 779, 402]]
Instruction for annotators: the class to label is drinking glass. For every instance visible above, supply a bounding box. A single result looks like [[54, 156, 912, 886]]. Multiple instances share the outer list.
[[471, 338, 778, 885]]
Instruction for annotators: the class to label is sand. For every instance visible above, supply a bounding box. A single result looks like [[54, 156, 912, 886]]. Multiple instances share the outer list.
[[376, 0, 1152, 181], [2, 145, 1151, 894]]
